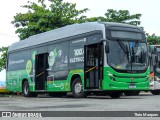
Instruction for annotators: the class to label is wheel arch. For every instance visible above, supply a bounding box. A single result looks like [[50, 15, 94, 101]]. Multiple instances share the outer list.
[[70, 74, 82, 89], [70, 74, 87, 98]]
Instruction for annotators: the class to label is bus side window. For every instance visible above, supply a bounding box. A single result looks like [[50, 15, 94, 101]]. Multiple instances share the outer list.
[[69, 38, 86, 69], [53, 42, 69, 71]]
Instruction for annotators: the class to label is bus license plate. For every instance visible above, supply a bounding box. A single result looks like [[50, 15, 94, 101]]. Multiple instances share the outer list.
[[129, 84, 136, 88]]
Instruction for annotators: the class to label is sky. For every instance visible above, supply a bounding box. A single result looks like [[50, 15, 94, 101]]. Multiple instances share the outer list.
[[0, 0, 160, 81]]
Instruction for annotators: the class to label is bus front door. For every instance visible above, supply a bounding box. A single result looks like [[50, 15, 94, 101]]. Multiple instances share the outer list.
[[84, 43, 103, 89], [35, 53, 48, 90]]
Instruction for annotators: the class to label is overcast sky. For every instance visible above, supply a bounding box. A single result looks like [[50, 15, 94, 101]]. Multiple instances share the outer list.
[[0, 0, 160, 81]]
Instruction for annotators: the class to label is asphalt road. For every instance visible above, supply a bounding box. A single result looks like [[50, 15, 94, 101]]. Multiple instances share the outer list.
[[0, 92, 159, 120]]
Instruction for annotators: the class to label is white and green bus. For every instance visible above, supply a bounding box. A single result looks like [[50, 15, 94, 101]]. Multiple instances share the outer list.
[[149, 45, 160, 95], [6, 22, 150, 98]]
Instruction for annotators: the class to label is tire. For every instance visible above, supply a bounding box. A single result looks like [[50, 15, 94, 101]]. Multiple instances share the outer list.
[[71, 78, 87, 98], [23, 81, 37, 97], [108, 91, 123, 99], [150, 90, 160, 95], [124, 90, 140, 96], [133, 91, 140, 95]]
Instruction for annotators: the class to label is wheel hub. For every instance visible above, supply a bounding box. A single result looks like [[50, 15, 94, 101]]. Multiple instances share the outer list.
[[75, 83, 82, 95]]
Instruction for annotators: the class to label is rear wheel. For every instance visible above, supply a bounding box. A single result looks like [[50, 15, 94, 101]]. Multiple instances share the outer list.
[[71, 78, 87, 98], [108, 91, 123, 99], [23, 81, 37, 97], [150, 90, 160, 95]]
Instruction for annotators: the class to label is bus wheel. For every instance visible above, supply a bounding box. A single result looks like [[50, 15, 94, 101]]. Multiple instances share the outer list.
[[71, 78, 87, 98], [124, 90, 140, 96], [108, 91, 122, 99], [150, 90, 160, 95], [134, 90, 140, 95], [23, 81, 37, 97]]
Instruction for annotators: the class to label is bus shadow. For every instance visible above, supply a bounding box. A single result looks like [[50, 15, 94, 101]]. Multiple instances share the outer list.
[[36, 93, 154, 99], [65, 95, 146, 100]]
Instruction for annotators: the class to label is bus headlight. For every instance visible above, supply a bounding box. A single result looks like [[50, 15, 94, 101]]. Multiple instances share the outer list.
[[107, 71, 116, 81], [110, 77, 116, 81], [108, 73, 116, 81]]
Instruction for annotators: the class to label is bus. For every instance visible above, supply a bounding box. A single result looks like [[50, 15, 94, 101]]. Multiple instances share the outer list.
[[6, 22, 150, 98], [149, 45, 160, 95]]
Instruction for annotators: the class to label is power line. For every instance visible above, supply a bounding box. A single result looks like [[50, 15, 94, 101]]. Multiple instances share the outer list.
[[0, 33, 17, 38]]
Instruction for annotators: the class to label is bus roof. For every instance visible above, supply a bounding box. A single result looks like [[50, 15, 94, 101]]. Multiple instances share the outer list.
[[8, 22, 142, 52]]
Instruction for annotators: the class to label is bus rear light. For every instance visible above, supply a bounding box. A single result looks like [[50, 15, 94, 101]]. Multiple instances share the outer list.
[[150, 85, 154, 87]]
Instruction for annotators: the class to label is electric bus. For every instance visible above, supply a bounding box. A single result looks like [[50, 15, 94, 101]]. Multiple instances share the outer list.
[[6, 22, 150, 98]]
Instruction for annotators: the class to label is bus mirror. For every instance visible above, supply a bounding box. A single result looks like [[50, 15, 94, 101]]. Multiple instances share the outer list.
[[105, 42, 109, 53]]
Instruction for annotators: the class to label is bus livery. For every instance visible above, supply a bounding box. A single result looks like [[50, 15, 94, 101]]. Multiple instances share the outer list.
[[6, 22, 150, 98]]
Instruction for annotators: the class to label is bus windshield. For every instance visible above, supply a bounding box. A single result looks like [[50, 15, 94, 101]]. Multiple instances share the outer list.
[[155, 47, 160, 73], [107, 40, 148, 72], [156, 47, 160, 61]]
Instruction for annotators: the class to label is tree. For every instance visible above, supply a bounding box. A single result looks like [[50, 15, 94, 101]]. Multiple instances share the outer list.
[[0, 0, 88, 71], [0, 47, 8, 71], [146, 33, 160, 45], [1, 1, 142, 72], [11, 0, 88, 40], [87, 9, 142, 26]]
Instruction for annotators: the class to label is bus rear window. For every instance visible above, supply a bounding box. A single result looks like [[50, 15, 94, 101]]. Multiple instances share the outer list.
[[111, 31, 143, 40]]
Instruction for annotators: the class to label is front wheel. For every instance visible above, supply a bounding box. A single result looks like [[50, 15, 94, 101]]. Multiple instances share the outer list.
[[134, 90, 140, 95], [124, 90, 140, 96], [108, 91, 123, 99], [150, 90, 160, 95], [23, 81, 37, 97], [71, 78, 87, 98]]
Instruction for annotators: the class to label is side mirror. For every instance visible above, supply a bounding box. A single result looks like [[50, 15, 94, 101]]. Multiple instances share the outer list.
[[105, 41, 109, 53]]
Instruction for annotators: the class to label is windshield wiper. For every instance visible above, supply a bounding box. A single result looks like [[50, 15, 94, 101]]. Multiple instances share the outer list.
[[117, 39, 129, 60], [117, 39, 127, 53]]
